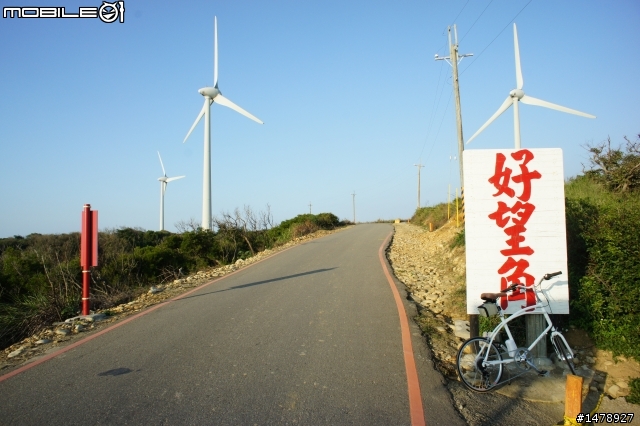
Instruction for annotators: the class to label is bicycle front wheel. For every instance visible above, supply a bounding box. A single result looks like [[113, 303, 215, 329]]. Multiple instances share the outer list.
[[456, 337, 503, 392], [553, 335, 577, 375]]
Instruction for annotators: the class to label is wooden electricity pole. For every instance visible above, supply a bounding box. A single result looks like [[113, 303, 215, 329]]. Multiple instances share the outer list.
[[435, 24, 472, 188], [414, 163, 424, 209], [352, 191, 356, 224], [436, 25, 476, 337]]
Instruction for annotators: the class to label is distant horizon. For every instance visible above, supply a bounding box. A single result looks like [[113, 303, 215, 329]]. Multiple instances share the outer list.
[[1, 210, 412, 239]]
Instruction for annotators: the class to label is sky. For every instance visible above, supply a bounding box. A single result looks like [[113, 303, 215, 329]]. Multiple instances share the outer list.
[[0, 0, 638, 237]]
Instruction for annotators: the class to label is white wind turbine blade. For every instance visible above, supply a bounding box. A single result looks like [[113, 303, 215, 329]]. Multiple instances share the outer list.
[[520, 95, 596, 118], [183, 99, 209, 143], [514, 24, 523, 90], [214, 16, 218, 88], [466, 96, 514, 144], [166, 176, 185, 183], [157, 151, 166, 176], [215, 94, 264, 124]]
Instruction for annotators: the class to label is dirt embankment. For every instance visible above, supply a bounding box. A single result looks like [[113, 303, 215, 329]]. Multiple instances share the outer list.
[[388, 221, 467, 377]]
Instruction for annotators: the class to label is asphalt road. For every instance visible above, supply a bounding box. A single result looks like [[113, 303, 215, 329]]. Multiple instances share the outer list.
[[0, 224, 463, 425]]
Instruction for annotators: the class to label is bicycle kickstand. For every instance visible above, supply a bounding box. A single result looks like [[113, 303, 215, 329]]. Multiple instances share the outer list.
[[525, 359, 549, 376]]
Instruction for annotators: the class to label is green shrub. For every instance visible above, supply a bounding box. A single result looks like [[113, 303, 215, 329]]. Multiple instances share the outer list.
[[411, 202, 454, 229], [0, 293, 60, 350], [450, 229, 465, 248], [133, 246, 187, 281], [628, 378, 640, 405], [315, 213, 340, 229], [565, 176, 640, 359], [292, 221, 319, 238]]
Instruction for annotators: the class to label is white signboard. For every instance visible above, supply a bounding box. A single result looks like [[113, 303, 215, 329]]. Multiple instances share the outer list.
[[463, 148, 569, 314]]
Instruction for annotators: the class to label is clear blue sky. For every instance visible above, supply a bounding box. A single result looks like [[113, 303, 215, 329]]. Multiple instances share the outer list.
[[1, 0, 638, 237]]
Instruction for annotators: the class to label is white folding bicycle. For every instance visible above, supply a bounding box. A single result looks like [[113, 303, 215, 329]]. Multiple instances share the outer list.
[[456, 271, 577, 392]]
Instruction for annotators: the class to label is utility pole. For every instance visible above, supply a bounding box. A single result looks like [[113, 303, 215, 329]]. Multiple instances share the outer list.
[[351, 191, 356, 224], [435, 24, 473, 188], [309, 203, 312, 214], [437, 26, 475, 337], [414, 163, 424, 209]]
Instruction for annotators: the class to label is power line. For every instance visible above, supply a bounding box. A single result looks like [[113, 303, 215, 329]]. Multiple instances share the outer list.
[[459, 0, 535, 76], [435, 0, 471, 57], [418, 60, 447, 161], [459, 0, 496, 44], [450, 0, 470, 25], [424, 92, 453, 164]]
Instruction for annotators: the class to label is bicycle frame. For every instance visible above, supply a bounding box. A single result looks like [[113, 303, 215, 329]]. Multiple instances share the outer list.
[[479, 279, 574, 369]]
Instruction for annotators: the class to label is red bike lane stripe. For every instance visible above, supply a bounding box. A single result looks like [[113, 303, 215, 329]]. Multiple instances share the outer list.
[[379, 230, 426, 426]]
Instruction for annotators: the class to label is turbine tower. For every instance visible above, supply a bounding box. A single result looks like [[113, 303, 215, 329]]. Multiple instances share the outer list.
[[183, 16, 263, 230], [157, 152, 185, 231], [466, 24, 595, 149]]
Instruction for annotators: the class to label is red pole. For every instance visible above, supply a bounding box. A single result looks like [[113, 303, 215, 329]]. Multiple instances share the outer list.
[[81, 204, 91, 315], [80, 204, 98, 315]]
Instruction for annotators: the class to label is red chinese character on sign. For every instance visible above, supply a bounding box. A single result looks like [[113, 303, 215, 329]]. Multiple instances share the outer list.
[[488, 200, 536, 228], [498, 257, 536, 309], [489, 150, 541, 310], [511, 149, 541, 202], [501, 224, 534, 256], [488, 153, 516, 198]]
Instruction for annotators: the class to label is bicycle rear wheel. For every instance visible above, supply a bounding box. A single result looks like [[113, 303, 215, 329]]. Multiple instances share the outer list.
[[553, 335, 577, 375], [456, 337, 503, 392]]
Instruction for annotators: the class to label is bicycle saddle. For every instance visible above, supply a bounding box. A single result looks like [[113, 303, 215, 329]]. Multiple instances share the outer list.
[[480, 292, 508, 302]]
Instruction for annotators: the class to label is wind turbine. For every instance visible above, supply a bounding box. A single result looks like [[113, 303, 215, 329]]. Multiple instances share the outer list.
[[466, 23, 595, 149], [183, 16, 263, 230], [157, 151, 185, 231]]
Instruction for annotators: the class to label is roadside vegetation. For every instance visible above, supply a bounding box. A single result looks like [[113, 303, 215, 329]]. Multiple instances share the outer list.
[[411, 198, 461, 230], [0, 208, 347, 350], [565, 135, 640, 359]]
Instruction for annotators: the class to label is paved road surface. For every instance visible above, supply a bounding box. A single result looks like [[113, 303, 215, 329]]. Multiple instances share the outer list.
[[0, 224, 463, 425]]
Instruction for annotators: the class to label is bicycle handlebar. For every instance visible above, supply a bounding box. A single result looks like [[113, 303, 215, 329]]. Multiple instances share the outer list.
[[505, 271, 562, 293], [543, 271, 562, 280]]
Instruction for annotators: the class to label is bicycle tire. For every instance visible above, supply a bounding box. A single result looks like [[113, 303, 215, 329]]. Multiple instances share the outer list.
[[553, 335, 577, 375], [456, 337, 503, 392]]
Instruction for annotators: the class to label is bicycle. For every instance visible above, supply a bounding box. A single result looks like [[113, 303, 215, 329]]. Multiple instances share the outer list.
[[456, 271, 577, 392]]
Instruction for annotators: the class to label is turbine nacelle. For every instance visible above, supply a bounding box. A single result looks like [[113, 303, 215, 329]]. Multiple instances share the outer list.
[[510, 89, 525, 100], [199, 87, 220, 98]]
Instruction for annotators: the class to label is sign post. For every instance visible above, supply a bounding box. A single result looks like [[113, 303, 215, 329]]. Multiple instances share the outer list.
[[80, 204, 98, 315]]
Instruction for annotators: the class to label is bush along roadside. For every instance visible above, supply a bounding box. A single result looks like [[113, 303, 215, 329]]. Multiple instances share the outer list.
[[411, 201, 459, 230], [565, 175, 640, 359], [563, 134, 640, 360]]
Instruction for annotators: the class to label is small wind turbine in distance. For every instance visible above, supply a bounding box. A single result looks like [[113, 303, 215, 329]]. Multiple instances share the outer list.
[[157, 151, 185, 231], [183, 16, 263, 230], [466, 23, 595, 149]]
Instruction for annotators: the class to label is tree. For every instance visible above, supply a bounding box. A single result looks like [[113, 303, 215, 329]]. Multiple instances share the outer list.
[[583, 134, 640, 192]]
